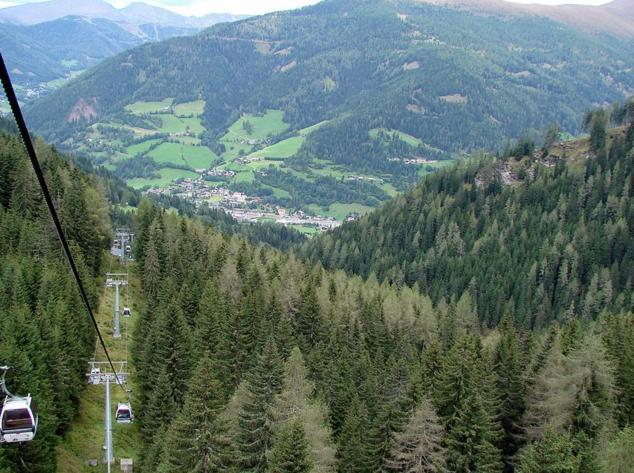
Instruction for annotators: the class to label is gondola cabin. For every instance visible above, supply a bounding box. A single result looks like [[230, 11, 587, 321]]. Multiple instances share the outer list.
[[90, 367, 101, 385], [115, 403, 133, 424], [122, 307, 132, 318], [0, 395, 38, 443]]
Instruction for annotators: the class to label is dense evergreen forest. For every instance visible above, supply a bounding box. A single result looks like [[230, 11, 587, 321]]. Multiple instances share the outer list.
[[130, 199, 634, 473], [302, 102, 634, 328], [0, 131, 110, 472], [1, 99, 633, 473]]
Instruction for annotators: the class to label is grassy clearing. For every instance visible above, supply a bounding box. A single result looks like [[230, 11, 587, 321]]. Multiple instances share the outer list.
[[126, 139, 161, 156], [310, 203, 375, 221], [220, 143, 253, 161], [308, 163, 346, 179], [125, 98, 173, 115], [221, 109, 290, 143], [262, 184, 291, 199], [417, 158, 455, 177], [380, 181, 398, 197], [218, 111, 290, 162], [248, 136, 304, 159], [155, 114, 186, 133], [148, 142, 216, 169], [128, 168, 198, 189], [298, 120, 330, 136], [370, 128, 422, 147], [144, 114, 205, 135], [243, 160, 284, 171], [174, 136, 202, 145], [290, 224, 321, 236], [56, 263, 142, 473], [180, 117, 205, 134], [174, 100, 205, 117], [233, 170, 255, 183], [93, 122, 157, 137]]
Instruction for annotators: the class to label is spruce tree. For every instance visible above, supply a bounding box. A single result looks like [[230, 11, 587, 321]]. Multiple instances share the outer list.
[[142, 364, 177, 442], [494, 314, 527, 470], [434, 337, 503, 473], [267, 420, 312, 473], [235, 338, 284, 473], [336, 394, 373, 473], [157, 356, 229, 473], [517, 432, 579, 473]]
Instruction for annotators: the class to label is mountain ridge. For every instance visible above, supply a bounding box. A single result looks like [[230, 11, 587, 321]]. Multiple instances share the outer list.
[[413, 0, 634, 36], [0, 0, 248, 27], [21, 0, 634, 216], [300, 115, 634, 326]]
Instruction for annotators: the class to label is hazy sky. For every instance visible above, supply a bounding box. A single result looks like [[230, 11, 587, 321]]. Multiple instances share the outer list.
[[0, 0, 614, 16]]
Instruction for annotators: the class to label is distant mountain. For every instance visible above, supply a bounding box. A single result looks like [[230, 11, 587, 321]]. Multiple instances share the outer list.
[[0, 15, 194, 88], [0, 0, 247, 92], [0, 0, 248, 27], [119, 3, 247, 28], [0, 0, 124, 24], [21, 0, 634, 216], [27, 0, 634, 150], [416, 0, 634, 37]]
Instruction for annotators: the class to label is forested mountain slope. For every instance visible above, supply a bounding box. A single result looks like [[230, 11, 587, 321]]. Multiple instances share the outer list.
[[26, 0, 634, 177], [301, 103, 634, 328], [0, 16, 196, 90], [128, 195, 634, 473], [0, 116, 632, 473], [0, 131, 111, 471]]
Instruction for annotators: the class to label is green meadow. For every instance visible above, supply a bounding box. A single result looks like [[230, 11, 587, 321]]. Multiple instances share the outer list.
[[247, 136, 304, 159], [124, 98, 173, 114], [369, 127, 422, 146], [148, 142, 217, 169], [128, 168, 199, 190]]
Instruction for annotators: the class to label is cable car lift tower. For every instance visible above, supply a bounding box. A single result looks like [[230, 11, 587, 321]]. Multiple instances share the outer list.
[[86, 361, 129, 472], [112, 229, 134, 264], [105, 273, 128, 340]]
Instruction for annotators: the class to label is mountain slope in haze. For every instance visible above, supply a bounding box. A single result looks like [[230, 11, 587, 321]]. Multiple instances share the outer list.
[[0, 0, 247, 91], [0, 0, 124, 24], [416, 0, 634, 37], [25, 0, 634, 189], [301, 106, 634, 327], [0, 15, 193, 89], [0, 0, 247, 27], [119, 2, 248, 28]]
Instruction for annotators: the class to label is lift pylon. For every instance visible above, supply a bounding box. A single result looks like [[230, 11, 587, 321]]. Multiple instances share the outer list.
[[105, 273, 128, 340], [111, 229, 135, 264], [86, 361, 130, 471]]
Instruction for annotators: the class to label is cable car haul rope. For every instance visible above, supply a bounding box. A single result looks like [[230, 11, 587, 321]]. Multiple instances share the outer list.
[[0, 52, 128, 443]]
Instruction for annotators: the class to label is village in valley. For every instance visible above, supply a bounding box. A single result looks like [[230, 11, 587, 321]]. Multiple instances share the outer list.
[[65, 97, 453, 234], [146, 175, 345, 231]]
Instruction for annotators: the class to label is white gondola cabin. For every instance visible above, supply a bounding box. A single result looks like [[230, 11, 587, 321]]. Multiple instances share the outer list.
[[0, 395, 38, 443], [122, 307, 132, 318], [115, 403, 133, 424]]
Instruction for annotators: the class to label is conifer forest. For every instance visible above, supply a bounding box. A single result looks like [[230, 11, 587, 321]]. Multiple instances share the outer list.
[[0, 98, 633, 473], [0, 0, 634, 471]]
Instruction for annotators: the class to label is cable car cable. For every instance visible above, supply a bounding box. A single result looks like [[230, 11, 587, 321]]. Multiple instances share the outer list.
[[0, 53, 126, 392]]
